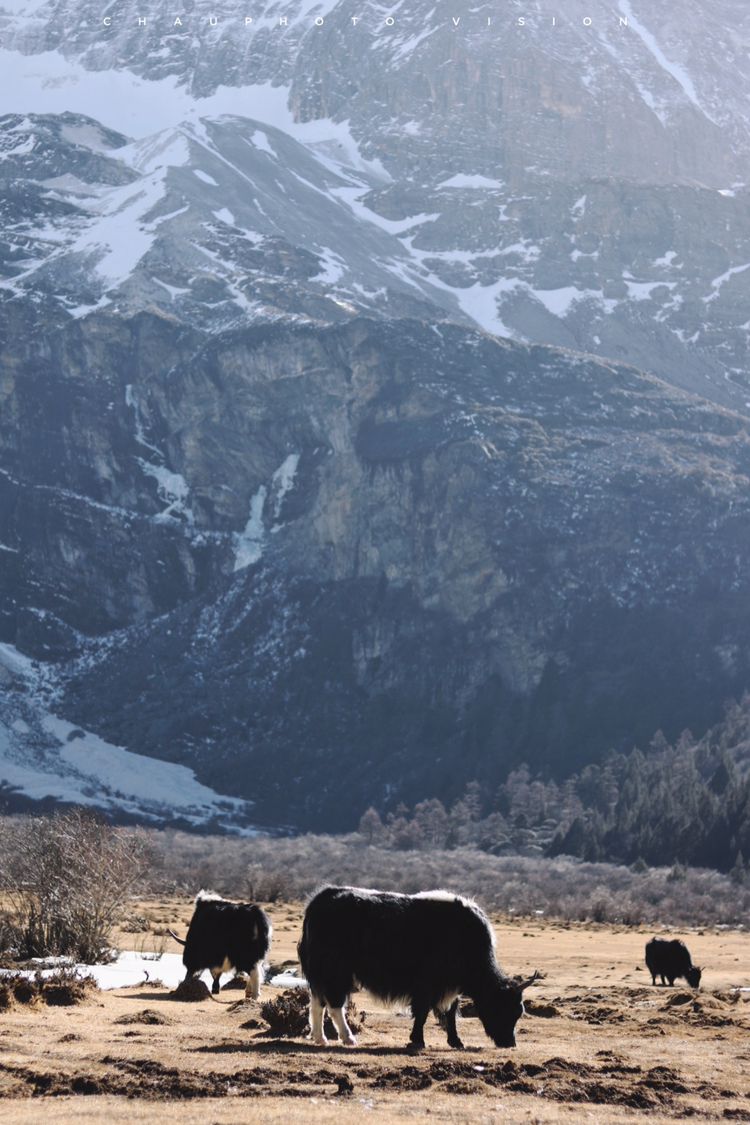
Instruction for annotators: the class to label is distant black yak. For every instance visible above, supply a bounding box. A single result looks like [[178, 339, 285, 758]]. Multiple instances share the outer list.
[[298, 885, 537, 1050], [645, 937, 702, 988], [169, 891, 272, 997]]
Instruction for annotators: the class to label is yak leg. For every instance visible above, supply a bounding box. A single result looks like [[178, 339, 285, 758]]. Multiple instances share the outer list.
[[246, 964, 261, 1000], [323, 979, 357, 1046], [442, 999, 464, 1049], [328, 1004, 357, 1046], [310, 994, 328, 1045], [211, 957, 232, 995], [408, 1001, 430, 1052]]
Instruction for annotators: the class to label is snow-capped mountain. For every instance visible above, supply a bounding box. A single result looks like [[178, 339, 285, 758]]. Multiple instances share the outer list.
[[1, 0, 750, 829], [0, 110, 469, 324], [1, 0, 750, 410]]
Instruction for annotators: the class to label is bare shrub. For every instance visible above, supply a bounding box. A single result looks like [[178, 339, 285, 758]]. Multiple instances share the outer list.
[[588, 890, 617, 924], [260, 987, 310, 1037], [259, 988, 362, 1040], [0, 809, 152, 963], [146, 829, 750, 929], [246, 864, 293, 903]]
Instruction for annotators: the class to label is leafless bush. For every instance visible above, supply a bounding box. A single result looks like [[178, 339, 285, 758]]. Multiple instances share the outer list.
[[146, 829, 750, 928], [246, 864, 293, 903], [260, 987, 310, 1037], [259, 988, 362, 1040], [0, 809, 152, 963]]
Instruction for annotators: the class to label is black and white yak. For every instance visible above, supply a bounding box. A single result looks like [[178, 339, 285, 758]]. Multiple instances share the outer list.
[[169, 891, 272, 997], [645, 937, 702, 988], [298, 885, 537, 1050]]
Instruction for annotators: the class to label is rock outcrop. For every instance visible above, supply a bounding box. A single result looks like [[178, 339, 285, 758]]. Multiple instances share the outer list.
[[3, 304, 750, 827]]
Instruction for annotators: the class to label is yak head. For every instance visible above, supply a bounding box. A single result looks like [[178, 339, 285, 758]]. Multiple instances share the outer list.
[[686, 965, 702, 988], [478, 972, 538, 1048]]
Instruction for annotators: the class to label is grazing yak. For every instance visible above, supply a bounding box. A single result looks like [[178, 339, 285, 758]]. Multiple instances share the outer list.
[[645, 937, 702, 988], [169, 891, 272, 997], [298, 885, 537, 1050]]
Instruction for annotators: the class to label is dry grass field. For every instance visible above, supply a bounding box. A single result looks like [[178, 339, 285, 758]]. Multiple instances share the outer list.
[[1, 897, 750, 1124]]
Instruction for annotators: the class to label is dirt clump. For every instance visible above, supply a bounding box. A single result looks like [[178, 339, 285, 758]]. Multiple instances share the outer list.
[[524, 997, 560, 1016], [43, 968, 98, 1006], [220, 973, 249, 990], [0, 968, 97, 1009], [372, 1066, 434, 1091], [664, 991, 696, 1007], [170, 977, 211, 1001], [114, 1009, 173, 1025]]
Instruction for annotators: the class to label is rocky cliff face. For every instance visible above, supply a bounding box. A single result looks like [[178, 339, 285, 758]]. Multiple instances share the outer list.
[[3, 301, 750, 827], [1, 0, 750, 828]]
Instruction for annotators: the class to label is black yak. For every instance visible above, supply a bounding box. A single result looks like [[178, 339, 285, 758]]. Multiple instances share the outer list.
[[169, 890, 272, 997], [645, 937, 702, 988], [298, 885, 537, 1050]]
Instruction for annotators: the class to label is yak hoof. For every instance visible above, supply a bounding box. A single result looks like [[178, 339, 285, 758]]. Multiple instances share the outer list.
[[448, 1037, 465, 1050], [342, 1033, 357, 1047], [407, 1042, 424, 1055]]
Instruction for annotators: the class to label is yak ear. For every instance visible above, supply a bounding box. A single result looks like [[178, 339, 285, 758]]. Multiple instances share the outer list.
[[517, 970, 539, 991]]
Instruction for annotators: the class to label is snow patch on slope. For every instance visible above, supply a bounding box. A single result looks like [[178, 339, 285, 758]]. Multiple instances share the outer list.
[[138, 460, 193, 523], [234, 484, 267, 570], [0, 646, 258, 831], [233, 453, 300, 568], [617, 0, 706, 116]]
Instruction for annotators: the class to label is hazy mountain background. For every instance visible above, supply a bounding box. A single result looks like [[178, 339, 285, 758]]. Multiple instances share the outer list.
[[1, 0, 750, 833]]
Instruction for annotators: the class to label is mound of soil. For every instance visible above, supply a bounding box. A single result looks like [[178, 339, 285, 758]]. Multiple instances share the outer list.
[[524, 998, 561, 1017], [220, 974, 249, 991], [665, 992, 696, 1007], [0, 969, 97, 1008], [170, 978, 211, 1001], [114, 1009, 172, 1025]]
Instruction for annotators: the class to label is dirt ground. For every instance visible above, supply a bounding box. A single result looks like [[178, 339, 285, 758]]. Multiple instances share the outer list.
[[2, 897, 750, 1124]]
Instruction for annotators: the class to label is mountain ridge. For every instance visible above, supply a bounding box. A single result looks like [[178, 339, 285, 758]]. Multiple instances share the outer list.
[[1, 0, 750, 828]]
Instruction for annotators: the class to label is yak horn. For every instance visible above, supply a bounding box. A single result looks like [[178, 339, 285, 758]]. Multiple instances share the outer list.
[[168, 927, 187, 946], [518, 970, 539, 990]]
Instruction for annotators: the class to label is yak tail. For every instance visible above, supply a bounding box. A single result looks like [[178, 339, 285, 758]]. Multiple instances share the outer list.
[[168, 927, 187, 946]]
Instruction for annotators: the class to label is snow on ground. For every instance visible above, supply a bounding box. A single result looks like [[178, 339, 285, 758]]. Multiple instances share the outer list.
[[0, 950, 306, 991], [194, 168, 219, 185], [313, 246, 346, 284]]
